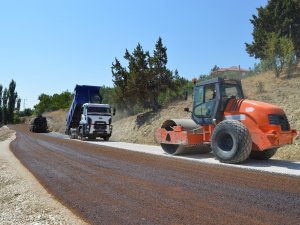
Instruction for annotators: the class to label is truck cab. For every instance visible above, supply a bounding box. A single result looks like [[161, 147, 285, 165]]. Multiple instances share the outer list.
[[79, 103, 114, 141], [66, 85, 115, 141]]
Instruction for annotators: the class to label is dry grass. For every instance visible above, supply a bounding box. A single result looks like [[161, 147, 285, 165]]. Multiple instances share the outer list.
[[111, 99, 192, 144]]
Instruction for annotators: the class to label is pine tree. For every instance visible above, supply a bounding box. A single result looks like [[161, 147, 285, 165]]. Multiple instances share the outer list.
[[148, 37, 173, 111], [111, 57, 136, 115], [112, 37, 180, 114]]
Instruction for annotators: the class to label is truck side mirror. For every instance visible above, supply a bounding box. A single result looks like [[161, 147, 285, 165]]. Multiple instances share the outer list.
[[184, 107, 191, 113], [113, 108, 116, 116]]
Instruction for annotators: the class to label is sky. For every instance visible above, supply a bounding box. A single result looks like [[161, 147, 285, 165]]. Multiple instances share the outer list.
[[0, 0, 267, 109]]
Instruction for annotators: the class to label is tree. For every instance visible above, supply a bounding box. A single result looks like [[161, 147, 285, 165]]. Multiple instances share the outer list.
[[246, 0, 300, 59], [111, 57, 137, 115], [34, 91, 73, 114], [127, 43, 150, 106], [0, 84, 2, 124], [19, 108, 34, 117], [265, 33, 296, 77], [2, 88, 8, 124], [7, 80, 18, 123], [210, 65, 220, 74], [16, 98, 21, 112], [100, 86, 114, 105], [112, 37, 177, 114], [148, 37, 174, 111]]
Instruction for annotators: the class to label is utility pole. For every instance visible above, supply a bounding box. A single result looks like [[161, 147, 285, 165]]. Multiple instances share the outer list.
[[23, 99, 27, 110]]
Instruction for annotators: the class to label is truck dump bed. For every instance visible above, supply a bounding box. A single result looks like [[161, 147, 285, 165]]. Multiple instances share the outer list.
[[66, 85, 102, 130]]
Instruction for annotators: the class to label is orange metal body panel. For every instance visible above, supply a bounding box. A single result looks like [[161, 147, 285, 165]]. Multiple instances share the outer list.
[[223, 99, 297, 151], [155, 125, 213, 145]]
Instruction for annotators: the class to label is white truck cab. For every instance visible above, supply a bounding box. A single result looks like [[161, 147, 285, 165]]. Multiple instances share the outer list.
[[79, 103, 114, 141]]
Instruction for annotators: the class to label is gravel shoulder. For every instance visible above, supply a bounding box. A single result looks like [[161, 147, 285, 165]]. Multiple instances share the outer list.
[[0, 126, 87, 225]]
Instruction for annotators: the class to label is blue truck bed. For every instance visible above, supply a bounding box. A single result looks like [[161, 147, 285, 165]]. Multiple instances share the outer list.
[[66, 85, 102, 130]]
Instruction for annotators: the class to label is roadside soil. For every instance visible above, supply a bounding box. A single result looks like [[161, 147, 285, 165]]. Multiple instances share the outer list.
[[0, 126, 87, 225]]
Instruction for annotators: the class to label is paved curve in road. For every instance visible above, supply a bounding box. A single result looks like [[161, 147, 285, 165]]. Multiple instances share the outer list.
[[10, 125, 300, 225]]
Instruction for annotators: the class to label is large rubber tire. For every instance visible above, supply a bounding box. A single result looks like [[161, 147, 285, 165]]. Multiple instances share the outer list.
[[211, 120, 252, 164], [250, 148, 277, 160], [103, 136, 110, 141], [88, 135, 96, 140], [78, 128, 85, 141]]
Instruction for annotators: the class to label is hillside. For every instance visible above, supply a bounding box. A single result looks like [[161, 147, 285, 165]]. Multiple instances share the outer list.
[[45, 68, 300, 161]]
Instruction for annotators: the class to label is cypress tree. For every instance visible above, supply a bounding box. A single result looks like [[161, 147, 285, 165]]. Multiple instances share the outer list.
[[2, 88, 8, 124], [0, 84, 2, 124], [7, 80, 18, 123]]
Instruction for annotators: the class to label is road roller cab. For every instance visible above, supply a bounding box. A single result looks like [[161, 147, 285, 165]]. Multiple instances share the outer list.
[[155, 77, 297, 164]]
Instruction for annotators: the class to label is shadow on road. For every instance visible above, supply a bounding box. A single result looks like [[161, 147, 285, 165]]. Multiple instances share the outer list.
[[181, 152, 300, 171]]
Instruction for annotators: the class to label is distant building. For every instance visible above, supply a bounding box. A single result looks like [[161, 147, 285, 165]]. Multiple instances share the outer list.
[[213, 65, 249, 77]]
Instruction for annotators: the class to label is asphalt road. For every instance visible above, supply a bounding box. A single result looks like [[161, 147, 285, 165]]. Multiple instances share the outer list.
[[10, 125, 300, 225]]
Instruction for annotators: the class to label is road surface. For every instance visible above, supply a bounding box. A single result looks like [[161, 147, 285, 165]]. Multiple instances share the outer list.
[[10, 125, 300, 225]]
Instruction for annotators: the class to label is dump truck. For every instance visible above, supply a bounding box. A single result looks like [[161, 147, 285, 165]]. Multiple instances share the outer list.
[[65, 85, 114, 141], [155, 77, 297, 163], [29, 115, 48, 133]]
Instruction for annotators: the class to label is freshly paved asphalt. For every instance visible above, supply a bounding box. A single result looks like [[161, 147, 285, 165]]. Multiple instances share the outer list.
[[10, 125, 300, 225]]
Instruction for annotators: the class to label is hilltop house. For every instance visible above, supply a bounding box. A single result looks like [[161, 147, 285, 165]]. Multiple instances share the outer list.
[[213, 65, 249, 77]]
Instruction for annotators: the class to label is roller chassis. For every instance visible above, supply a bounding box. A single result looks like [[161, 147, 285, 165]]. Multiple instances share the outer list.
[[155, 77, 297, 164]]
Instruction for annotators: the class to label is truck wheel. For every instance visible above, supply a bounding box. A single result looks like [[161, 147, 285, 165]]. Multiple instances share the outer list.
[[79, 134, 85, 141], [250, 148, 277, 160], [88, 136, 96, 140], [103, 136, 109, 141], [78, 128, 85, 141], [211, 120, 252, 164]]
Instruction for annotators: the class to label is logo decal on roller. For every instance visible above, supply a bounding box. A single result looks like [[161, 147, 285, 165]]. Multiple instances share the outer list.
[[245, 107, 254, 112], [225, 114, 246, 121]]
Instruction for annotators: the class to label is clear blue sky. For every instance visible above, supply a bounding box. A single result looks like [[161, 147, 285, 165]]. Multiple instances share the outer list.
[[0, 0, 267, 109]]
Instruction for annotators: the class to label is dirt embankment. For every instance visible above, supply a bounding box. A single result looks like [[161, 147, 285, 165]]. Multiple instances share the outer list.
[[0, 126, 87, 225], [44, 70, 300, 161]]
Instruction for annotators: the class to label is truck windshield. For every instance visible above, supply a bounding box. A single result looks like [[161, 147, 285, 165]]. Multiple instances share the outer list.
[[87, 107, 111, 114]]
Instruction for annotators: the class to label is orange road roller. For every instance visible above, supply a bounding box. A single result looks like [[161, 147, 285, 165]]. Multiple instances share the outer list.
[[155, 77, 297, 163]]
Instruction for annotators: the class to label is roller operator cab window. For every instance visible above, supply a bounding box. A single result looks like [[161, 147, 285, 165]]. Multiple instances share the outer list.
[[193, 84, 216, 118], [220, 84, 244, 99], [219, 83, 244, 111]]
